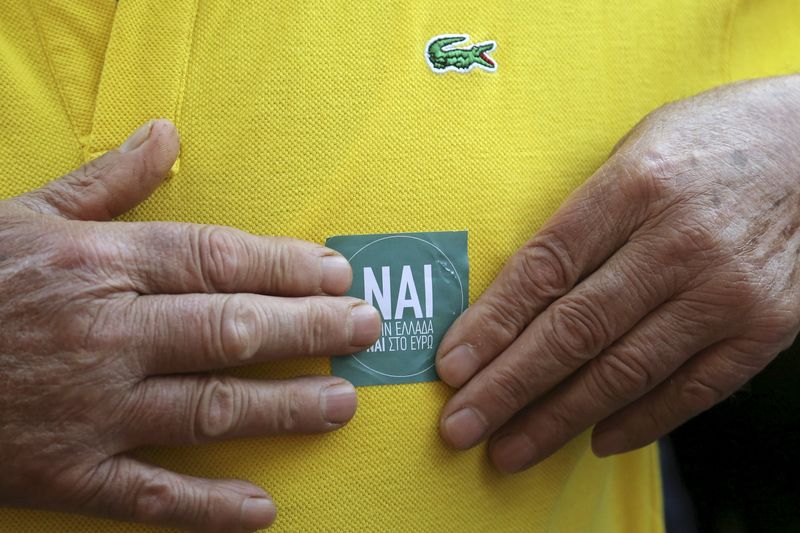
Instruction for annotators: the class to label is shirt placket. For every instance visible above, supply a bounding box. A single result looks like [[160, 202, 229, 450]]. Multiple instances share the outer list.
[[86, 0, 199, 173]]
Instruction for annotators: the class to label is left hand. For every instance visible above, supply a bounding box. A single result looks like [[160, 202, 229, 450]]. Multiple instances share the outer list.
[[436, 75, 800, 473]]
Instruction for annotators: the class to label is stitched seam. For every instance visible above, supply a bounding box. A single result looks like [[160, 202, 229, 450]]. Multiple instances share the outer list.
[[724, 0, 744, 83], [173, 0, 200, 137], [84, 3, 120, 160], [27, 2, 83, 154]]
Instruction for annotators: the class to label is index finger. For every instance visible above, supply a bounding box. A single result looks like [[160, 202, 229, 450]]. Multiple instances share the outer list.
[[115, 293, 381, 375], [435, 158, 660, 388], [438, 237, 676, 450], [101, 221, 353, 296]]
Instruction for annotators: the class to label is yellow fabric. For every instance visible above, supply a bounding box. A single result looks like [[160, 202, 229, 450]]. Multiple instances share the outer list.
[[0, 1, 798, 531], [729, 0, 800, 80]]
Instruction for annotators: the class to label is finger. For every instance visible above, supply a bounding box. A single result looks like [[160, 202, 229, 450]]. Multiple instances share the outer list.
[[124, 375, 357, 447], [436, 161, 657, 388], [14, 120, 179, 221], [591, 338, 772, 457], [79, 455, 276, 532], [439, 239, 678, 450], [119, 293, 381, 375], [112, 221, 353, 295], [485, 297, 727, 473]]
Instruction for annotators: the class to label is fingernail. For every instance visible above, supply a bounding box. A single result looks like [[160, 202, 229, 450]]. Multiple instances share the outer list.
[[120, 121, 154, 152], [349, 304, 381, 346], [321, 255, 352, 294], [240, 497, 276, 530], [441, 407, 487, 449], [437, 345, 481, 388], [491, 433, 536, 473], [322, 382, 358, 424], [591, 428, 626, 458]]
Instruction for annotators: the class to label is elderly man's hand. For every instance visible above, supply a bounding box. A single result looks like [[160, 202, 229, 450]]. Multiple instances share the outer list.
[[0, 120, 381, 531], [436, 75, 800, 473]]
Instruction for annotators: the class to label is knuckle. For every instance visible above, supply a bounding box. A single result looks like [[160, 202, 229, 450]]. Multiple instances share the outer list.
[[56, 463, 112, 509], [622, 144, 683, 199], [132, 471, 183, 524], [215, 295, 260, 362], [265, 239, 295, 289], [671, 298, 720, 331], [194, 376, 243, 439], [679, 374, 728, 410], [604, 159, 659, 211], [44, 227, 124, 279], [479, 299, 525, 343], [270, 382, 307, 432], [194, 226, 248, 291], [78, 155, 105, 182], [545, 296, 610, 365], [633, 146, 677, 181], [538, 401, 575, 442], [735, 265, 766, 299], [733, 278, 799, 349], [57, 301, 118, 356], [43, 230, 88, 270], [637, 214, 730, 283], [513, 234, 576, 301], [662, 217, 721, 262], [303, 301, 328, 352], [293, 298, 343, 354], [590, 348, 655, 404], [483, 366, 533, 414], [686, 271, 757, 320], [754, 311, 800, 350]]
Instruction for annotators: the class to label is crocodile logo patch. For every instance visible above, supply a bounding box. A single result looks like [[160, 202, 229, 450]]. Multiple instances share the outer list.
[[425, 34, 497, 73]]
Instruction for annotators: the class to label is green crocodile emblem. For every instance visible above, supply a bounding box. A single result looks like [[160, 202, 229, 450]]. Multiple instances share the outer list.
[[426, 34, 497, 73]]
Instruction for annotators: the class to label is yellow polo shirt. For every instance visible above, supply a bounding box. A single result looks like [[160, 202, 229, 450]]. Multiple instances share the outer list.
[[1, 1, 798, 531]]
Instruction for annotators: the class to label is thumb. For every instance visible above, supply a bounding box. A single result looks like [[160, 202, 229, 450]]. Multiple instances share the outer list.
[[15, 119, 179, 221]]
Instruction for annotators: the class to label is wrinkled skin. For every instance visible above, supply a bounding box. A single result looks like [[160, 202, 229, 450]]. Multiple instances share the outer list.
[[0, 120, 382, 531], [437, 75, 800, 473]]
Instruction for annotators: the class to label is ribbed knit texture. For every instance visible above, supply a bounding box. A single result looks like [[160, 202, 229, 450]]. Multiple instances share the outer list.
[[1, 1, 798, 531]]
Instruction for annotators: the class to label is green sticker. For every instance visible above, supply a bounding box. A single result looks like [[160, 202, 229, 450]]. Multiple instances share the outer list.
[[325, 231, 469, 386]]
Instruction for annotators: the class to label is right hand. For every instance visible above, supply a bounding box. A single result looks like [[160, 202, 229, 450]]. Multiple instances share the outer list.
[[0, 120, 382, 531]]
